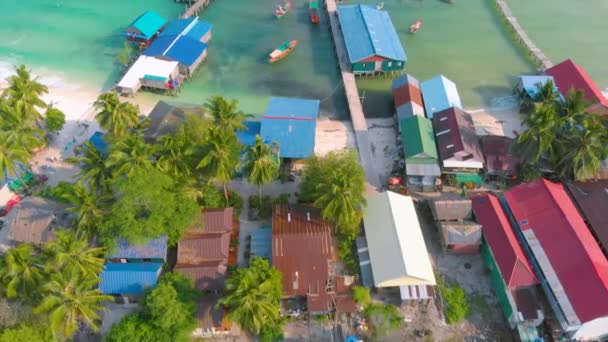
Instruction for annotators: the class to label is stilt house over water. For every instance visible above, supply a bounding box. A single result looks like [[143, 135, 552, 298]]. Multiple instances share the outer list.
[[336, 5, 407, 75], [123, 10, 167, 43]]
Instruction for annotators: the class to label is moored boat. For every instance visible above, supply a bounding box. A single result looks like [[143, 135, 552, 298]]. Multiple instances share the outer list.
[[268, 40, 298, 63], [309, 0, 320, 24], [409, 18, 423, 33], [274, 0, 291, 19], [376, 2, 384, 10]]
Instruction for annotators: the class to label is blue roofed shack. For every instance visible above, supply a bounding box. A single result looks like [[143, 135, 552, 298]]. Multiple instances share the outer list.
[[250, 227, 272, 263], [88, 131, 108, 155], [107, 236, 168, 262], [337, 5, 406, 75], [260, 97, 319, 159], [420, 75, 463, 119], [123, 10, 166, 42], [516, 75, 557, 100], [100, 263, 163, 296], [236, 121, 262, 147], [161, 17, 213, 43], [144, 35, 208, 76]]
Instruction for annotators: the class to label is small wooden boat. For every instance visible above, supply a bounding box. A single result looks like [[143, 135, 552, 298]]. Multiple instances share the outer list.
[[409, 18, 423, 33], [269, 40, 298, 63], [274, 0, 291, 19], [309, 0, 320, 24], [376, 2, 384, 10]]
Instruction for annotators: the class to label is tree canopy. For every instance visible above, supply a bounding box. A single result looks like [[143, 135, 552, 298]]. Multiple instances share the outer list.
[[242, 135, 279, 200], [44, 106, 66, 133], [94, 91, 139, 138]]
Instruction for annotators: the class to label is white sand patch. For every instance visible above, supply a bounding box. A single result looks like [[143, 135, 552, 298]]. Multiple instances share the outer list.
[[367, 118, 399, 185], [314, 119, 356, 156], [467, 106, 524, 138]]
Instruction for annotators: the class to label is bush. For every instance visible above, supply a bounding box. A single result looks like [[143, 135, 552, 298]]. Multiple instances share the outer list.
[[273, 193, 290, 205], [352, 286, 372, 307], [44, 107, 66, 133], [227, 190, 244, 216], [36, 181, 75, 203], [363, 303, 402, 337], [313, 314, 330, 325], [337, 236, 359, 276], [437, 278, 469, 324], [198, 184, 225, 208]]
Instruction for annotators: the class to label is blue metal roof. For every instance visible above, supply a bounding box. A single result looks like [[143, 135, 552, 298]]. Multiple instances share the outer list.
[[143, 35, 207, 67], [420, 75, 463, 119], [107, 236, 168, 260], [88, 131, 107, 155], [160, 18, 212, 41], [260, 97, 319, 159], [337, 5, 407, 63], [250, 228, 272, 262], [519, 75, 556, 100], [127, 10, 166, 40], [100, 263, 162, 295], [236, 121, 261, 147], [186, 21, 213, 41]]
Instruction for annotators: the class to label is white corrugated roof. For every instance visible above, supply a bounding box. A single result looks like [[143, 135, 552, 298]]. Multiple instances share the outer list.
[[117, 56, 178, 90], [362, 191, 436, 287]]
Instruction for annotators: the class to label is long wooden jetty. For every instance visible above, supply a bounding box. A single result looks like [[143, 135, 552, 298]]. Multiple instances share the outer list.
[[176, 0, 214, 18], [325, 0, 380, 189], [494, 0, 553, 70]]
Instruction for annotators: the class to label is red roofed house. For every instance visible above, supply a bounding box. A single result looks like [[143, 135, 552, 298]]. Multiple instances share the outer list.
[[479, 135, 520, 179], [272, 205, 356, 314], [472, 194, 543, 337], [503, 179, 608, 336], [545, 59, 608, 116], [392, 74, 425, 121], [432, 107, 484, 171]]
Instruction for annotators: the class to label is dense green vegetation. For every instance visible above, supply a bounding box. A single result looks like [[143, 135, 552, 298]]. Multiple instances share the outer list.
[[436, 277, 469, 324], [219, 258, 284, 341], [105, 273, 199, 342], [515, 81, 608, 181], [351, 286, 402, 338], [242, 136, 279, 201]]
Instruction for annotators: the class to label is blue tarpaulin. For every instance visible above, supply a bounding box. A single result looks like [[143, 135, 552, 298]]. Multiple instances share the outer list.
[[260, 97, 319, 159], [107, 236, 168, 261], [100, 263, 162, 295]]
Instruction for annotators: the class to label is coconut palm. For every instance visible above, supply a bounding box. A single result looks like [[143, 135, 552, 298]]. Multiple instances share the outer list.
[[514, 104, 560, 164], [0, 102, 46, 152], [535, 80, 560, 107], [204, 96, 249, 132], [60, 184, 109, 238], [196, 126, 241, 203], [94, 91, 139, 138], [106, 134, 155, 177], [67, 141, 112, 194], [242, 135, 279, 200], [559, 88, 588, 124], [0, 132, 31, 183], [1, 64, 48, 124], [314, 169, 365, 234], [34, 269, 112, 340], [156, 129, 195, 178], [43, 230, 105, 277], [1, 244, 45, 299]]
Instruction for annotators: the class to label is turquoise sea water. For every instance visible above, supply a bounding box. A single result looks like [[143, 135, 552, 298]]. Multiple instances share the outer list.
[[0, 0, 606, 118]]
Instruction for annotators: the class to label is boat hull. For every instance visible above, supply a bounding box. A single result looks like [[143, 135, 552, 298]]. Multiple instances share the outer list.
[[268, 40, 298, 63], [309, 9, 320, 23]]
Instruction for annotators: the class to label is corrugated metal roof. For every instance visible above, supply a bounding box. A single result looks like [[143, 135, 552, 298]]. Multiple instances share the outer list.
[[174, 262, 227, 291], [160, 17, 213, 41], [187, 20, 213, 41], [107, 236, 168, 260], [88, 131, 108, 154], [545, 59, 608, 107], [430, 199, 473, 221], [128, 10, 166, 39], [433, 107, 483, 166], [250, 228, 272, 261], [117, 55, 178, 90], [99, 263, 162, 295], [261, 97, 319, 159], [356, 236, 374, 288], [236, 121, 261, 147], [420, 75, 463, 118], [197, 295, 224, 330], [337, 5, 407, 63], [472, 194, 538, 289], [405, 163, 441, 178], [9, 197, 55, 245], [518, 75, 556, 100], [201, 208, 233, 233], [504, 179, 608, 323], [439, 222, 482, 245], [480, 135, 520, 174], [400, 116, 438, 162], [177, 232, 230, 265], [143, 35, 208, 67], [393, 75, 423, 108], [362, 191, 436, 287], [565, 181, 608, 256]]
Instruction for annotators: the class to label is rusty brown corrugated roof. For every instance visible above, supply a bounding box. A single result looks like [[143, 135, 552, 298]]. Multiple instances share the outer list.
[[196, 295, 226, 331], [175, 261, 227, 291], [480, 135, 520, 174], [199, 208, 233, 233], [177, 232, 229, 265], [565, 180, 608, 255], [9, 197, 56, 245]]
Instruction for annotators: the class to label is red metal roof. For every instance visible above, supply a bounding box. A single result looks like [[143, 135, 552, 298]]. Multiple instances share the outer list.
[[393, 83, 423, 108], [472, 194, 538, 289], [201, 208, 233, 233], [479, 135, 520, 174], [545, 59, 608, 107], [174, 261, 227, 291], [504, 179, 608, 323]]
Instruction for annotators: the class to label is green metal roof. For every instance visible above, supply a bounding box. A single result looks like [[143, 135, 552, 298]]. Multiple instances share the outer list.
[[130, 10, 166, 40], [399, 116, 438, 162]]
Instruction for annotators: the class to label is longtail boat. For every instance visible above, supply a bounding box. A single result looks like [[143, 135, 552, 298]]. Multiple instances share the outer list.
[[309, 0, 320, 24], [274, 0, 291, 19], [268, 40, 298, 63], [409, 18, 423, 33]]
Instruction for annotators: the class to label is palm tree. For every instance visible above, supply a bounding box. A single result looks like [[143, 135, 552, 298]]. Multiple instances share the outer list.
[[242, 136, 279, 200], [60, 184, 109, 238], [106, 134, 155, 177], [1, 244, 45, 299], [314, 169, 365, 235], [94, 91, 139, 138], [0, 132, 31, 183], [559, 88, 588, 124], [1, 64, 48, 124], [0, 102, 46, 152], [204, 96, 249, 132], [43, 230, 105, 277], [67, 141, 113, 194], [34, 270, 112, 341], [535, 80, 560, 107], [513, 104, 560, 164], [196, 126, 241, 203], [156, 129, 195, 178]]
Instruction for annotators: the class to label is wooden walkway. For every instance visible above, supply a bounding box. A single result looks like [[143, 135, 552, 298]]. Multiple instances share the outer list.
[[495, 0, 553, 70], [178, 0, 214, 18], [325, 0, 380, 189]]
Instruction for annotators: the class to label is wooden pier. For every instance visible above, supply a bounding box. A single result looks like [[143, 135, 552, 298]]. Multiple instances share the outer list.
[[325, 0, 380, 189], [176, 0, 214, 19], [495, 0, 553, 70]]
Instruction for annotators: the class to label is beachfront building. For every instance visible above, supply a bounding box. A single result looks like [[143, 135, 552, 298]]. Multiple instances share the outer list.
[[123, 10, 167, 43], [545, 59, 608, 116], [565, 180, 608, 257], [479, 135, 520, 180], [392, 74, 424, 121], [472, 194, 544, 341], [515, 75, 556, 101], [143, 27, 209, 77], [116, 55, 180, 96], [432, 107, 483, 172], [502, 179, 608, 337], [399, 116, 440, 192], [106, 236, 168, 263], [429, 199, 481, 254], [260, 97, 319, 160], [361, 191, 436, 302], [420, 75, 462, 119], [159, 17, 213, 44], [272, 205, 356, 314], [144, 101, 205, 142], [336, 5, 407, 75], [8, 197, 57, 246], [99, 263, 163, 300]]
